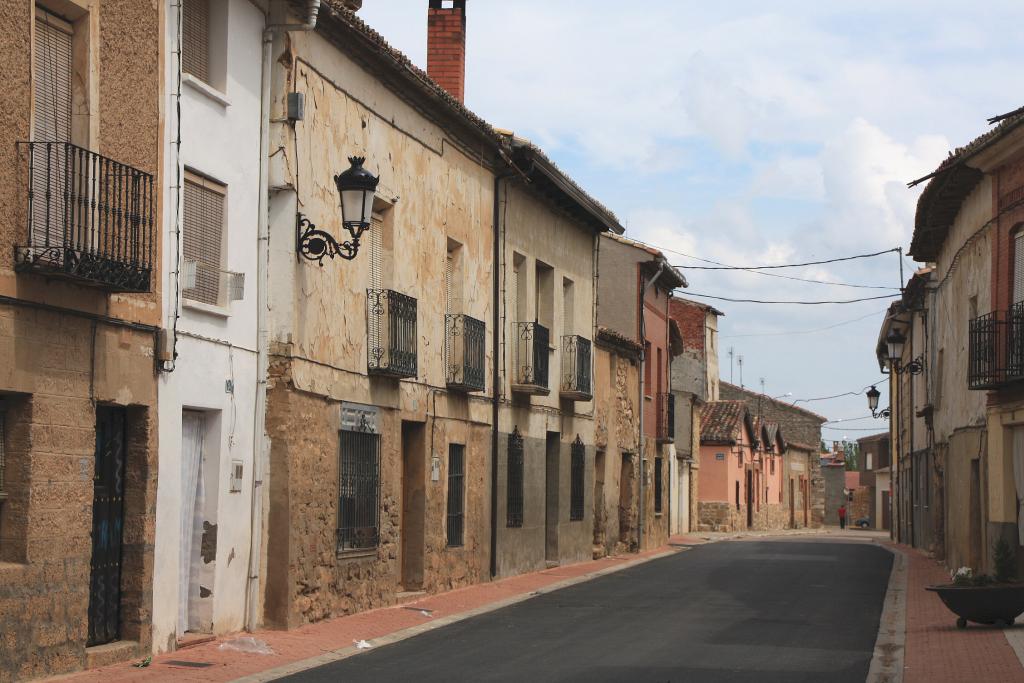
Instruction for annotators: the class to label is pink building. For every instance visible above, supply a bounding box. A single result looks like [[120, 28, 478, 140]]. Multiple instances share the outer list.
[[697, 401, 788, 531]]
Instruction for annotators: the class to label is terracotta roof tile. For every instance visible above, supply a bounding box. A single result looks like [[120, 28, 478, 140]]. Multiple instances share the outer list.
[[700, 400, 748, 444]]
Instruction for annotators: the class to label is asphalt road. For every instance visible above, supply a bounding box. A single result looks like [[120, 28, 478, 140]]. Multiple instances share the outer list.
[[280, 538, 892, 683]]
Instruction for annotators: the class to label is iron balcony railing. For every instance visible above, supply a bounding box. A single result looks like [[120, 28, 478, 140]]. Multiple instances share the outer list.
[[967, 305, 1024, 390], [511, 321, 550, 394], [560, 335, 592, 400], [445, 313, 486, 392], [15, 142, 154, 292], [656, 392, 675, 442], [367, 289, 418, 378]]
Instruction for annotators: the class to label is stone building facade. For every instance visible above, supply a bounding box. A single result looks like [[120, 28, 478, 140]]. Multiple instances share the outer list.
[[896, 106, 1024, 574], [0, 0, 163, 678], [668, 296, 722, 534], [592, 328, 642, 556], [697, 402, 787, 532], [597, 235, 686, 550], [719, 382, 826, 528], [257, 1, 620, 629]]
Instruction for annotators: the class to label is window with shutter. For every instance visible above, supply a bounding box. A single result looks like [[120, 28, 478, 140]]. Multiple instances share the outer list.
[[34, 9, 72, 143], [182, 0, 210, 84], [369, 214, 383, 291], [1014, 230, 1024, 304], [183, 173, 226, 306], [32, 10, 73, 251]]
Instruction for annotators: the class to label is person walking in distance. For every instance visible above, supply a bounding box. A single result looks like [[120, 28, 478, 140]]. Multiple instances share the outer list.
[[838, 504, 847, 530]]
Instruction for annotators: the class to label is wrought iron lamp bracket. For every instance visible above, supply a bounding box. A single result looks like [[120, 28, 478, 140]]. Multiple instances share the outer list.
[[893, 355, 925, 376], [296, 213, 362, 266], [872, 407, 892, 420]]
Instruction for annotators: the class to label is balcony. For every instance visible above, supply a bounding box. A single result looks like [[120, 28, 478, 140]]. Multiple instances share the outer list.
[[656, 392, 675, 443], [367, 289, 417, 379], [511, 321, 550, 395], [445, 313, 485, 392], [560, 335, 592, 401], [15, 142, 154, 292], [968, 304, 1024, 390]]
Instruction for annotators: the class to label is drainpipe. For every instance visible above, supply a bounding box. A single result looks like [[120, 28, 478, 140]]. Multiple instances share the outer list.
[[637, 260, 666, 551], [490, 172, 507, 579], [245, 0, 321, 633]]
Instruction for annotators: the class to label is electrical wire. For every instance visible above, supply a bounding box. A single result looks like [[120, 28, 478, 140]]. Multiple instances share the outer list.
[[789, 376, 889, 405], [675, 248, 899, 271], [721, 309, 886, 339], [822, 425, 889, 432], [683, 292, 900, 305], [630, 239, 899, 289]]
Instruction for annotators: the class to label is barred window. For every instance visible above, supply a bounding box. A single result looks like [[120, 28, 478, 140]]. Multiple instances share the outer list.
[[183, 172, 225, 306], [446, 444, 465, 547], [570, 436, 584, 521], [654, 456, 663, 514], [337, 428, 380, 553], [182, 0, 210, 84], [0, 409, 6, 499], [507, 428, 524, 528]]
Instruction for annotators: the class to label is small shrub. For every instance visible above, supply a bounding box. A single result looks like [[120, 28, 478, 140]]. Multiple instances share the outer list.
[[994, 537, 1017, 584]]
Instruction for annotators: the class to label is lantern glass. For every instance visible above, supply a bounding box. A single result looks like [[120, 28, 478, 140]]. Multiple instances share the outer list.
[[886, 329, 906, 364], [335, 156, 380, 237], [866, 386, 880, 412], [341, 188, 373, 230]]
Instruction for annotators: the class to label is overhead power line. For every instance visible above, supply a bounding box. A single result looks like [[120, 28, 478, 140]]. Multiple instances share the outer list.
[[790, 376, 889, 405], [822, 425, 889, 432], [622, 237, 900, 289], [675, 247, 899, 271], [684, 292, 900, 305], [721, 309, 886, 339]]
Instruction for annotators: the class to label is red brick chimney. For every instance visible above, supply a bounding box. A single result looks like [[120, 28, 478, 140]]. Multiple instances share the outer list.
[[427, 0, 466, 103]]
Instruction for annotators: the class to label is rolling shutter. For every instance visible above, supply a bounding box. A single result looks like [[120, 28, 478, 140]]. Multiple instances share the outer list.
[[183, 174, 225, 305], [182, 0, 210, 83], [34, 10, 72, 143], [1014, 231, 1024, 304], [369, 214, 383, 291]]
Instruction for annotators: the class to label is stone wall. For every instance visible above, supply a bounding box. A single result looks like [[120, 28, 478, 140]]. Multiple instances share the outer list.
[[0, 308, 158, 681], [263, 369, 492, 629], [697, 501, 746, 532]]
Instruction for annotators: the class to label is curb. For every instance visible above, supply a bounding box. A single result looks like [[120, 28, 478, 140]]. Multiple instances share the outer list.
[[867, 543, 906, 683], [231, 548, 681, 682]]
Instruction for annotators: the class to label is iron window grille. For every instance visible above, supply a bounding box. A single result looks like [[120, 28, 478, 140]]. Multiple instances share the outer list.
[[656, 392, 675, 442], [0, 409, 6, 501], [447, 444, 465, 547], [367, 289, 418, 378], [512, 321, 550, 393], [570, 435, 585, 521], [560, 335, 592, 401], [445, 313, 485, 392], [15, 142, 154, 292], [1009, 301, 1024, 381], [507, 427, 524, 528], [654, 456, 663, 514], [337, 423, 381, 553]]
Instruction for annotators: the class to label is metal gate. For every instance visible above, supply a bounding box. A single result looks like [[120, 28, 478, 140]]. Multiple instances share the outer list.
[[87, 406, 127, 647]]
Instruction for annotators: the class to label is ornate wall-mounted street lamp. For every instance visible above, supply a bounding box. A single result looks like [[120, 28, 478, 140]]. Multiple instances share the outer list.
[[866, 385, 889, 419], [885, 328, 924, 375], [297, 156, 380, 266]]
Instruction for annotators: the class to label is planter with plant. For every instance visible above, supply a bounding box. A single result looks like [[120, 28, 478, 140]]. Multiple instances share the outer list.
[[926, 538, 1024, 629]]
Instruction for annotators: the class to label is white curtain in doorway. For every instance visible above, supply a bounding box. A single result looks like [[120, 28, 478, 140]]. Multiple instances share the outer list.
[[1013, 428, 1024, 546], [179, 413, 205, 635]]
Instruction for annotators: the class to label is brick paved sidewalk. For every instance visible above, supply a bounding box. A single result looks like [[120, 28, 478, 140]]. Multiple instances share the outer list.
[[898, 544, 1024, 683], [49, 546, 679, 683]]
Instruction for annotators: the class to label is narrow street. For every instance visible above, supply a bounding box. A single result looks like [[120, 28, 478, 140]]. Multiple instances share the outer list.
[[282, 539, 892, 683]]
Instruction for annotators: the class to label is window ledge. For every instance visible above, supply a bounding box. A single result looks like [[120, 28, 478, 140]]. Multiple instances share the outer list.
[[183, 298, 231, 319], [183, 73, 231, 107], [336, 548, 378, 561]]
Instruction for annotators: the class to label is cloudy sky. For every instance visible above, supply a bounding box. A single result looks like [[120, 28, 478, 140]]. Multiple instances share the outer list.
[[359, 1, 1021, 438]]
